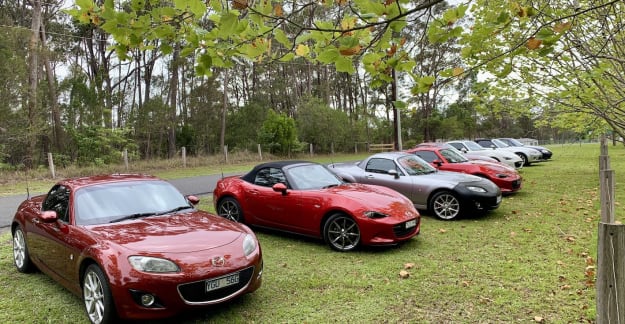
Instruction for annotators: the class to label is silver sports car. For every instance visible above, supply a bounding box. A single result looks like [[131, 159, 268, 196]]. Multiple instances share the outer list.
[[328, 152, 502, 220]]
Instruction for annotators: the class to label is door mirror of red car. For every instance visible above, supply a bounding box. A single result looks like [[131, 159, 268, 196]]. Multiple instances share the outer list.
[[387, 169, 400, 179], [432, 160, 443, 167], [272, 182, 288, 195], [40, 210, 58, 222], [187, 195, 200, 205]]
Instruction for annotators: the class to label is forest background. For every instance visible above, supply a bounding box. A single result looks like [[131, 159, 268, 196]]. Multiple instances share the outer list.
[[0, 0, 623, 170]]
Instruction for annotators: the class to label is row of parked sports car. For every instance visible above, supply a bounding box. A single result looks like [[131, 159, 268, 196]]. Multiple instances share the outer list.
[[9, 138, 551, 323]]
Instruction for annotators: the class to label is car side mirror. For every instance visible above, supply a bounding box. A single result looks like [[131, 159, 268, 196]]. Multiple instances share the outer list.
[[433, 160, 443, 167], [187, 195, 200, 205], [460, 148, 467, 153], [387, 169, 400, 179], [272, 182, 288, 196], [40, 210, 58, 222]]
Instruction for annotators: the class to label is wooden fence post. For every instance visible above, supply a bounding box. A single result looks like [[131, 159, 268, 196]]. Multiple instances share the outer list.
[[258, 144, 263, 160], [181, 147, 186, 168], [597, 135, 622, 323], [597, 223, 625, 322], [309, 143, 313, 157], [224, 145, 228, 163]]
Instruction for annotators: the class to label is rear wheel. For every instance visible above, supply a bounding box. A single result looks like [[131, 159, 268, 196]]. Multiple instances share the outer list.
[[323, 213, 360, 252], [83, 264, 116, 324], [429, 191, 462, 220], [217, 197, 244, 222], [12, 226, 33, 273]]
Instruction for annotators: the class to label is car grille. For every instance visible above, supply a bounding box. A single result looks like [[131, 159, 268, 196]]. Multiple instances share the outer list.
[[178, 266, 255, 304], [393, 221, 417, 238], [512, 179, 521, 189]]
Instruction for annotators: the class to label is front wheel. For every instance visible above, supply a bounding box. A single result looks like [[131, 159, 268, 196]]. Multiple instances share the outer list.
[[323, 213, 361, 252], [12, 226, 33, 273], [517, 153, 530, 166], [217, 197, 244, 222], [429, 191, 462, 220], [83, 264, 116, 324]]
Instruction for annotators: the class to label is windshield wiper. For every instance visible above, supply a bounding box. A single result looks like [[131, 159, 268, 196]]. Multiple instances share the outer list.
[[322, 184, 340, 189], [157, 205, 193, 215], [109, 212, 158, 223]]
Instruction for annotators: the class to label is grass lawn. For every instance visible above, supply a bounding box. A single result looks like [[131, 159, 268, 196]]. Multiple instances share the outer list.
[[1, 143, 623, 322]]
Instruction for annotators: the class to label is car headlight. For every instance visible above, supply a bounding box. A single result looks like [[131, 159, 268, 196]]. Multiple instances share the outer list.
[[243, 234, 257, 257], [364, 211, 389, 219], [128, 256, 180, 273], [466, 186, 487, 193]]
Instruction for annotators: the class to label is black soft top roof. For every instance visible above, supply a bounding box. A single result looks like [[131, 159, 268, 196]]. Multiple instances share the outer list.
[[240, 160, 312, 183]]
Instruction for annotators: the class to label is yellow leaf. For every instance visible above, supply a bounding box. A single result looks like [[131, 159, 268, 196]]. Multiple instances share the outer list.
[[295, 44, 310, 56], [452, 67, 464, 76]]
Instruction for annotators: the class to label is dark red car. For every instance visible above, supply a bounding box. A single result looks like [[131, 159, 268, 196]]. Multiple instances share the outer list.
[[406, 146, 522, 194], [213, 161, 420, 252], [11, 174, 262, 324]]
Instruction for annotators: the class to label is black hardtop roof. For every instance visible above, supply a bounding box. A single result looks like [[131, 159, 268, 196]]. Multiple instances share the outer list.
[[240, 160, 315, 183]]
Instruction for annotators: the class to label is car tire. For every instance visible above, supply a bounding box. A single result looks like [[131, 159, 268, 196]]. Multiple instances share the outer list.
[[429, 190, 462, 220], [12, 226, 34, 273], [83, 264, 116, 324], [516, 153, 529, 166], [217, 197, 244, 222], [323, 213, 361, 252]]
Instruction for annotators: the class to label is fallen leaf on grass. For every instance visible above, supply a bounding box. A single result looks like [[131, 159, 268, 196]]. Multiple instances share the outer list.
[[399, 270, 410, 279], [439, 228, 447, 233], [534, 316, 544, 322], [404, 263, 415, 269]]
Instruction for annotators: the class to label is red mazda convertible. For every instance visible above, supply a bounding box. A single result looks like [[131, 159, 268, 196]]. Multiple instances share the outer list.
[[11, 174, 262, 324], [213, 161, 420, 252]]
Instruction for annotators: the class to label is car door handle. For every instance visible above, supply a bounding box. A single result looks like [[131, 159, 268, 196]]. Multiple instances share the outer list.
[[247, 189, 259, 195], [365, 175, 375, 179]]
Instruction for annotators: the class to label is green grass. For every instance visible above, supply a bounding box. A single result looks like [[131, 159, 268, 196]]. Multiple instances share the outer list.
[[1, 143, 624, 322]]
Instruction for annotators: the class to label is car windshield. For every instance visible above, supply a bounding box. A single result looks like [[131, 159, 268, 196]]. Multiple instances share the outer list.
[[74, 180, 191, 225], [440, 148, 468, 163], [492, 139, 510, 148], [287, 164, 343, 190], [506, 138, 524, 146], [464, 141, 486, 151], [397, 155, 436, 175]]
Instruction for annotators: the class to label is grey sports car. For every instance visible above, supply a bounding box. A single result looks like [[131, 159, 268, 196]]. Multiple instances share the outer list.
[[328, 152, 502, 220]]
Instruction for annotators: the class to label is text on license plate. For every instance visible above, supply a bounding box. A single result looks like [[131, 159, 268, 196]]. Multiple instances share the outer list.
[[405, 219, 417, 229], [206, 273, 239, 292]]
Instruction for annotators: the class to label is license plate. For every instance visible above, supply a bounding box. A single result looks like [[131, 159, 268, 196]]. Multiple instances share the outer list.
[[405, 219, 417, 229], [206, 273, 239, 292]]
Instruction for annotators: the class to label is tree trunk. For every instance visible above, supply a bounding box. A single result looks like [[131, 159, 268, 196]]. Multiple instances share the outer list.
[[220, 71, 228, 152], [26, 0, 42, 168], [167, 44, 180, 159], [40, 20, 63, 151]]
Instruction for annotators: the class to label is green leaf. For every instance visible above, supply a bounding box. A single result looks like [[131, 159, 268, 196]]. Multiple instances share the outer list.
[[274, 29, 291, 47], [335, 56, 355, 73], [218, 12, 238, 38], [317, 48, 340, 64]]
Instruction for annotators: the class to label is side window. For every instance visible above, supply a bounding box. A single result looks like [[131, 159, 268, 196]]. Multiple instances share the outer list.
[[365, 158, 398, 174], [42, 185, 70, 223], [254, 168, 286, 187], [449, 143, 464, 150], [413, 151, 438, 163]]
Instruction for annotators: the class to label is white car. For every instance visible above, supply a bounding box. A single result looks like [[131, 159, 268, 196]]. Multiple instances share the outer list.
[[447, 140, 524, 169], [475, 138, 543, 166]]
